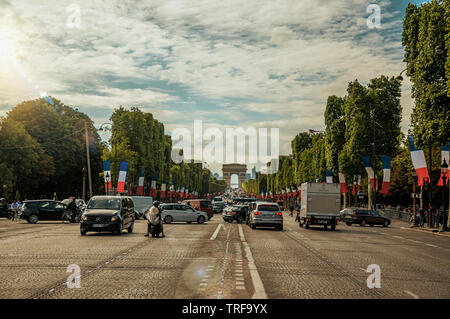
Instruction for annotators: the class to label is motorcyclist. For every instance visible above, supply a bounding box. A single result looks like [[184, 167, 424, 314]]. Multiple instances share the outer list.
[[144, 201, 165, 237]]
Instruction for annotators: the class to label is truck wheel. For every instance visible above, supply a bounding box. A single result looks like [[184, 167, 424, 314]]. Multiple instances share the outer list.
[[331, 224, 336, 231], [346, 222, 352, 226], [251, 223, 256, 229], [305, 223, 310, 229], [383, 220, 389, 227], [80, 229, 87, 235], [28, 214, 38, 224], [324, 225, 328, 230], [299, 221, 303, 228], [360, 219, 366, 227]]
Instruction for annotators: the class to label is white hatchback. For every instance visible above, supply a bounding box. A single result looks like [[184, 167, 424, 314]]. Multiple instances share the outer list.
[[160, 203, 208, 224]]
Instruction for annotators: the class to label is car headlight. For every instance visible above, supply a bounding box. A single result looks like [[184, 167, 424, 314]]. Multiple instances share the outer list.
[[82, 216, 88, 221], [111, 216, 118, 222]]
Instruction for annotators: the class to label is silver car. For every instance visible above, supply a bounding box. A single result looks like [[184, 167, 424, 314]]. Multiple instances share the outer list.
[[249, 202, 283, 231], [160, 203, 208, 224]]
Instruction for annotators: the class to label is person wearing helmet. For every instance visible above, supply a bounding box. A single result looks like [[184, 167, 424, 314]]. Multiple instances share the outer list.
[[144, 201, 165, 237]]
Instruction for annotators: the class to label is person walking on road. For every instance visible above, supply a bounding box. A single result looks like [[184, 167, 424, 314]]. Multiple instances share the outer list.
[[418, 208, 424, 227], [289, 205, 294, 217]]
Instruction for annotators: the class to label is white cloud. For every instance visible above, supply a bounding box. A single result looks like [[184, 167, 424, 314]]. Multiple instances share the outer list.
[[0, 0, 413, 161]]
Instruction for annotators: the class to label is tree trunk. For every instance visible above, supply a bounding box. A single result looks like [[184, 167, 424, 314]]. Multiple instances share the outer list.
[[343, 192, 347, 208], [368, 182, 373, 210]]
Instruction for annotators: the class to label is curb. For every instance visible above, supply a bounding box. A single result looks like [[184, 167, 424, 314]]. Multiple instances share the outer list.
[[400, 227, 450, 238]]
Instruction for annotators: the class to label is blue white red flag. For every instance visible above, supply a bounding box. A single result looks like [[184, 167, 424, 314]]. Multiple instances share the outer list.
[[408, 135, 430, 186], [117, 161, 128, 193], [380, 156, 391, 194], [325, 169, 333, 184]]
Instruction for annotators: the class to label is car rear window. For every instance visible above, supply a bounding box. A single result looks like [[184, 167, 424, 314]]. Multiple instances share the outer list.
[[200, 201, 212, 208], [257, 204, 279, 211]]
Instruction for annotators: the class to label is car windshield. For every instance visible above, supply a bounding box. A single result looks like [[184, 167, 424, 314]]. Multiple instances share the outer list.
[[87, 198, 121, 210]]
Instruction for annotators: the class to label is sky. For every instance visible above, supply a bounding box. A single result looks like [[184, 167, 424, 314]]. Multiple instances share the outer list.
[[0, 0, 428, 175]]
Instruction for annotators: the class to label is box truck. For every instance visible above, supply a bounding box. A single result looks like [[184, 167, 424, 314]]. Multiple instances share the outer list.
[[299, 182, 341, 231]]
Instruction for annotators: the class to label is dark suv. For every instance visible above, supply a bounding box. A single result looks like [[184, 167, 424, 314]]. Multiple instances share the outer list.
[[20, 200, 70, 223], [80, 196, 135, 235], [341, 208, 390, 227], [222, 205, 249, 223]]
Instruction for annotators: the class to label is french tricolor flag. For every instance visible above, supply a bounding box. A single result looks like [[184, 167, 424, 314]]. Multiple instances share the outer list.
[[297, 185, 302, 198], [117, 161, 128, 193], [380, 156, 391, 194], [325, 169, 333, 184], [338, 172, 348, 194], [160, 183, 166, 199], [437, 144, 449, 186], [361, 156, 375, 188], [103, 161, 112, 192], [149, 175, 157, 198], [137, 170, 145, 196], [408, 135, 430, 186]]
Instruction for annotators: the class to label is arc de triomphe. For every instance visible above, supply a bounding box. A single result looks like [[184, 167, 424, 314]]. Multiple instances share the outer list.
[[222, 163, 247, 188]]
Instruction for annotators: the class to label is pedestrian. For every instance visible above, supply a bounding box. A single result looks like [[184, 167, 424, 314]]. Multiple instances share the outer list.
[[289, 205, 294, 217], [11, 200, 18, 221], [418, 208, 424, 227]]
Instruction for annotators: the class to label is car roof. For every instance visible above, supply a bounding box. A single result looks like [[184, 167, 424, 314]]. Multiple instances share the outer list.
[[90, 196, 131, 199]]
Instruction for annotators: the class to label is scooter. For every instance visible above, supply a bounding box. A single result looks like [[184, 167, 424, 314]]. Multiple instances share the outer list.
[[149, 222, 162, 237]]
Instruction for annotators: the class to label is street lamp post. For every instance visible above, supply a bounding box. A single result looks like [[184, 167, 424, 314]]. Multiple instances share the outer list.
[[353, 176, 357, 208], [411, 169, 418, 227], [105, 172, 110, 195], [82, 167, 87, 202], [440, 159, 448, 232], [423, 177, 431, 227]]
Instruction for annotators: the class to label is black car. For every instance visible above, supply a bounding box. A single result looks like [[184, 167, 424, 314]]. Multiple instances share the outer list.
[[20, 200, 71, 223], [222, 205, 249, 224], [341, 208, 390, 227], [213, 202, 226, 214], [80, 196, 135, 235]]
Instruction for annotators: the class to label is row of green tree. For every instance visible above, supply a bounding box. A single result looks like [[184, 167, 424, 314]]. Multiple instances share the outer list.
[[243, 0, 449, 208], [0, 102, 225, 202], [102, 107, 226, 196], [0, 98, 103, 201]]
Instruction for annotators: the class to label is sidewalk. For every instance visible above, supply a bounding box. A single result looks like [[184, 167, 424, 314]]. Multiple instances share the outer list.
[[400, 224, 450, 238]]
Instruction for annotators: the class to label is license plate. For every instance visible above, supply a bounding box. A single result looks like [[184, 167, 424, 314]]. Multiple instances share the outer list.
[[316, 220, 328, 224], [92, 224, 106, 227]]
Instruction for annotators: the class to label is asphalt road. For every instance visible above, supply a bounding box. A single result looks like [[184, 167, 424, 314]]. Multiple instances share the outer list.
[[0, 214, 448, 299]]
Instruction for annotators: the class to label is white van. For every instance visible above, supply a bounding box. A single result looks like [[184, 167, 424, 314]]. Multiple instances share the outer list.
[[131, 196, 153, 219]]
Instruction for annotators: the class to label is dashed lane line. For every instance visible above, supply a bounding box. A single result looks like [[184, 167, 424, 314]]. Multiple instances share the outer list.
[[238, 224, 267, 299], [404, 290, 420, 299], [210, 223, 223, 240]]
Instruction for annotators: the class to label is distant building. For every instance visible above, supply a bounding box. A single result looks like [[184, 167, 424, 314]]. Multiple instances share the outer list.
[[213, 173, 222, 180], [251, 166, 256, 179], [246, 173, 251, 181]]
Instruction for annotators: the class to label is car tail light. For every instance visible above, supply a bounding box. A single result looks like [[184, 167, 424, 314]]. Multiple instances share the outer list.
[[275, 212, 282, 216], [254, 211, 262, 215], [336, 219, 340, 223], [232, 211, 237, 214], [306, 218, 310, 222], [353, 209, 357, 217]]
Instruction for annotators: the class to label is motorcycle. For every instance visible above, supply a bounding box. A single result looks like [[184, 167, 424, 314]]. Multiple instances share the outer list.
[[149, 222, 162, 237]]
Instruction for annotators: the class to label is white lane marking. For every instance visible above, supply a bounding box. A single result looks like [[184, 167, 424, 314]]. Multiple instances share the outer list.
[[393, 235, 404, 239], [238, 224, 267, 299], [425, 243, 439, 248], [210, 223, 223, 240], [359, 267, 366, 271], [404, 290, 420, 299]]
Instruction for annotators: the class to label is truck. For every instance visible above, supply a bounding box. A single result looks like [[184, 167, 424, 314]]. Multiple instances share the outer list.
[[299, 182, 341, 231]]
